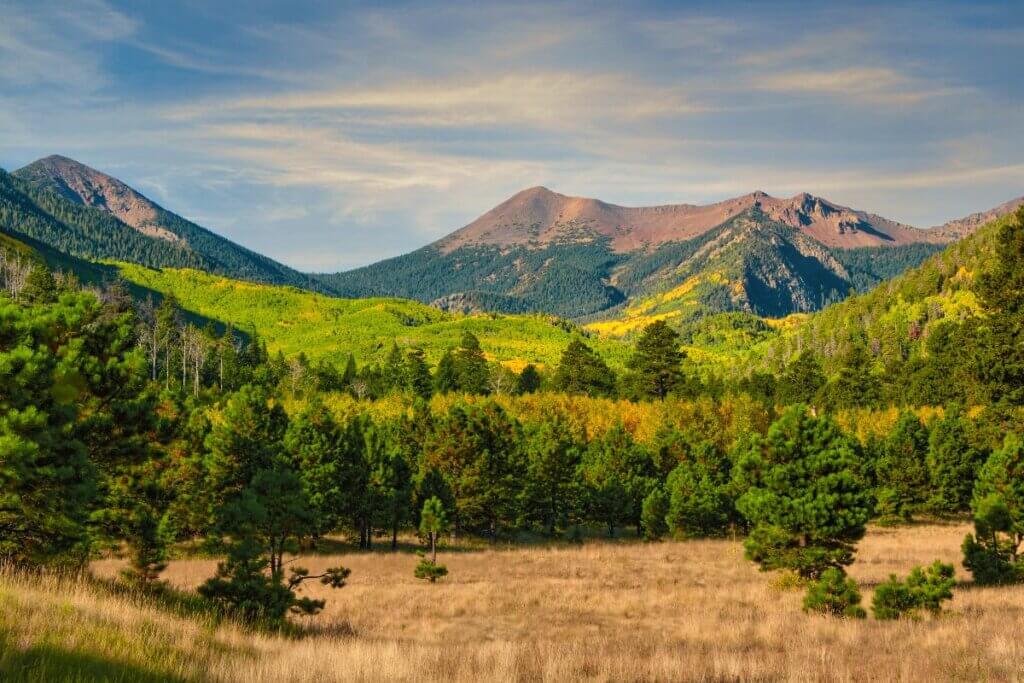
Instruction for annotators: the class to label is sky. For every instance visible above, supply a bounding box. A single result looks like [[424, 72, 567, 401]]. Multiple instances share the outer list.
[[1, 0, 1022, 271]]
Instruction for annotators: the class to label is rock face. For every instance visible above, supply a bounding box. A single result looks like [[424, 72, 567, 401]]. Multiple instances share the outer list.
[[14, 155, 182, 243], [436, 186, 946, 254]]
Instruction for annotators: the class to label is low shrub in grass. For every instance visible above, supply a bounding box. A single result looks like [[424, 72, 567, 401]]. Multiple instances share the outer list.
[[802, 568, 866, 618], [872, 561, 955, 620]]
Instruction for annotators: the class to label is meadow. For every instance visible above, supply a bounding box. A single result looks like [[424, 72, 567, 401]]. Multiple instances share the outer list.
[[5, 522, 1022, 682]]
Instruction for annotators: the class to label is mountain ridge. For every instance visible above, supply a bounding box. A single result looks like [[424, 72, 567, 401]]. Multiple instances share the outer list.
[[435, 185, 951, 254], [10, 155, 324, 291]]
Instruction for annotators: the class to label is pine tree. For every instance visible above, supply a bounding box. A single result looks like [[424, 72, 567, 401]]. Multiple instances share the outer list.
[[735, 405, 873, 579], [875, 411, 931, 520], [641, 488, 669, 540], [454, 331, 490, 395], [20, 265, 57, 304], [775, 351, 825, 406], [516, 364, 542, 394], [434, 350, 459, 393], [579, 424, 656, 537], [522, 415, 583, 535], [927, 405, 984, 513], [962, 434, 1024, 584], [665, 441, 736, 538], [552, 338, 616, 397], [405, 348, 433, 399], [626, 320, 685, 400], [415, 496, 449, 583], [382, 342, 405, 393]]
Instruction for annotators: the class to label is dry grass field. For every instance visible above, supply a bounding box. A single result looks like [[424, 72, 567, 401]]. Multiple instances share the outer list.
[[5, 522, 1024, 682]]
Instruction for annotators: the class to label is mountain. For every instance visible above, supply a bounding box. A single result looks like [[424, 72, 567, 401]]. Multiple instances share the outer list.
[[319, 187, 990, 321], [7, 156, 322, 291], [437, 186, 939, 252], [927, 194, 1024, 240]]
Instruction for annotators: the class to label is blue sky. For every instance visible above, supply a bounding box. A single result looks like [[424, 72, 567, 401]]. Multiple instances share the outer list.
[[1, 0, 1022, 271]]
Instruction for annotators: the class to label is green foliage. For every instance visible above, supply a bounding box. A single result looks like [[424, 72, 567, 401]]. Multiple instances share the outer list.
[[640, 487, 669, 540], [423, 403, 523, 537], [108, 262, 631, 372], [414, 557, 449, 582], [962, 434, 1024, 584], [419, 496, 448, 565], [552, 338, 617, 397], [802, 568, 866, 619], [735, 406, 873, 579], [665, 441, 736, 538], [774, 351, 825, 406], [871, 561, 955, 620], [521, 416, 583, 535], [516, 364, 541, 394], [927, 406, 984, 513], [626, 320, 686, 400], [579, 424, 656, 536], [874, 411, 930, 520]]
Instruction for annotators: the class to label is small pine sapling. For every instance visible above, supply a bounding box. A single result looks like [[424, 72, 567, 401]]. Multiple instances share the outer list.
[[416, 497, 449, 582], [802, 568, 866, 618], [872, 561, 955, 620]]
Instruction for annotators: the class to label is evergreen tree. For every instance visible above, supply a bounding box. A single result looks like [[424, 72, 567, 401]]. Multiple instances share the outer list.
[[926, 405, 984, 513], [204, 385, 289, 515], [962, 434, 1024, 584], [341, 353, 357, 388], [415, 496, 449, 583], [422, 403, 523, 538], [775, 351, 825, 406], [552, 339, 616, 397], [665, 441, 737, 538], [641, 487, 669, 540], [283, 400, 350, 539], [735, 405, 873, 579], [579, 424, 656, 537], [433, 350, 459, 394], [20, 265, 57, 304], [875, 411, 931, 520], [626, 320, 685, 400], [454, 331, 490, 395], [382, 342, 405, 393], [803, 568, 866, 619], [521, 415, 583, 535], [516, 364, 542, 394], [404, 347, 433, 399], [974, 206, 1024, 403]]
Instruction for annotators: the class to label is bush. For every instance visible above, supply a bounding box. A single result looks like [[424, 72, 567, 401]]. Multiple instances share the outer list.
[[802, 568, 866, 618], [871, 561, 955, 620], [414, 558, 449, 583]]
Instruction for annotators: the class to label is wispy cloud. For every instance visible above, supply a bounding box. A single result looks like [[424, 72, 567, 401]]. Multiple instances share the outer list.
[[755, 67, 963, 106], [0, 0, 136, 89]]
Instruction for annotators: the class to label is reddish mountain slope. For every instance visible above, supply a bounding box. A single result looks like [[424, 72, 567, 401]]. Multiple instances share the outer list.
[[437, 186, 945, 253]]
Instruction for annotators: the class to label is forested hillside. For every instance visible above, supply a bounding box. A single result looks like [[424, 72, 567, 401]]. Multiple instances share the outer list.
[[5, 159, 324, 291], [322, 208, 946, 322]]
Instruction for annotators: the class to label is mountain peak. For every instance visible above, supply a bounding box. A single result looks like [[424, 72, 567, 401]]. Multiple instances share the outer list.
[[14, 155, 184, 243], [436, 187, 941, 253]]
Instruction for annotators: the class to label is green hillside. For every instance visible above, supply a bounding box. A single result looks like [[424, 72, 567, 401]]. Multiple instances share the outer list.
[[761, 209, 1014, 374], [110, 262, 630, 370]]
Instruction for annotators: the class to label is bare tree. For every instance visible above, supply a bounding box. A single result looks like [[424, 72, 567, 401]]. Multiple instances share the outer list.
[[0, 249, 32, 300]]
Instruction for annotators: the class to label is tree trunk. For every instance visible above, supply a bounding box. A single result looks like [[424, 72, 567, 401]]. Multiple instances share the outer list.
[[391, 521, 398, 551], [431, 532, 436, 563]]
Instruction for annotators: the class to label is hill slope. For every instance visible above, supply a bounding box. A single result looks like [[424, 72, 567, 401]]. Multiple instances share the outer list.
[[319, 187, 999, 320], [109, 262, 629, 370], [9, 156, 322, 291], [760, 208, 1021, 373]]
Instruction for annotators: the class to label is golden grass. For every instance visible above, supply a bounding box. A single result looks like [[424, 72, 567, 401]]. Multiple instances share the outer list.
[[6, 523, 1024, 681]]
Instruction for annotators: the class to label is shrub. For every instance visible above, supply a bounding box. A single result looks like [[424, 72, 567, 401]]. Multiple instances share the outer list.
[[414, 557, 449, 583], [871, 561, 955, 620], [641, 488, 669, 540], [802, 568, 866, 618]]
